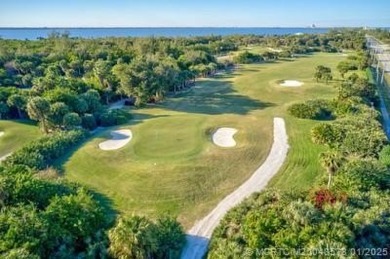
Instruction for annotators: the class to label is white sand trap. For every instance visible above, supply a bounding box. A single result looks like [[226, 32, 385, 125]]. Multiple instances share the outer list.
[[279, 80, 304, 87], [268, 47, 282, 53], [212, 128, 238, 147], [99, 129, 132, 150], [0, 132, 4, 137]]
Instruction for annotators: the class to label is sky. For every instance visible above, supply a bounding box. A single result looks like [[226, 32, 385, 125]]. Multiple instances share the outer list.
[[0, 0, 389, 28]]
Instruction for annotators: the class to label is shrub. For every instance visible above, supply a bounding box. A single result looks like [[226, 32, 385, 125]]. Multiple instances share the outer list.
[[379, 145, 390, 167], [311, 123, 342, 147], [98, 109, 131, 127], [81, 114, 97, 130], [233, 51, 263, 64], [310, 188, 347, 209], [288, 99, 333, 120], [108, 215, 185, 259], [63, 112, 81, 129], [4, 130, 88, 170]]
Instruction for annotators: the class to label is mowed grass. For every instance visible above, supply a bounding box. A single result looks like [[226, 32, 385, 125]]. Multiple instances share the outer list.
[[63, 52, 344, 227], [0, 120, 41, 157]]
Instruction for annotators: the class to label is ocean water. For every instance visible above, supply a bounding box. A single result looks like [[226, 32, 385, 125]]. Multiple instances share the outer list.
[[0, 27, 330, 40]]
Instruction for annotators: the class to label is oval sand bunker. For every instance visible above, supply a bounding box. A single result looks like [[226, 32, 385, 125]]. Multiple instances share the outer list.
[[99, 129, 132, 150], [212, 128, 238, 147], [0, 132, 4, 137], [279, 80, 303, 87]]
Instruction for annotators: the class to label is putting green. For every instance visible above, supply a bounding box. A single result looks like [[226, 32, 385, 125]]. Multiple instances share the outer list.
[[63, 52, 345, 227], [133, 116, 205, 159]]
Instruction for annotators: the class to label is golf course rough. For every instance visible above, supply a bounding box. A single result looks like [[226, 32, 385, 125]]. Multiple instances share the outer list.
[[181, 117, 289, 259]]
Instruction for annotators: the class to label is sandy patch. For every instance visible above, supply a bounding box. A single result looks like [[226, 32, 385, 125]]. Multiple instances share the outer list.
[[181, 118, 289, 259], [0, 132, 4, 137], [268, 47, 282, 53], [0, 152, 12, 162], [98, 129, 132, 150], [279, 80, 304, 87], [212, 128, 237, 147]]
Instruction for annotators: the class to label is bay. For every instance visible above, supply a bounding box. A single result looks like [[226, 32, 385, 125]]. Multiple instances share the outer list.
[[0, 27, 330, 40]]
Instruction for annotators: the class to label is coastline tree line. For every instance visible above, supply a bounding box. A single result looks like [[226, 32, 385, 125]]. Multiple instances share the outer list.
[[0, 29, 377, 257], [0, 29, 366, 131]]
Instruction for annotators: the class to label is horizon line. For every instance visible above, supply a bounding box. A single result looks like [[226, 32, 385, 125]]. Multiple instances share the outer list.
[[0, 26, 385, 29]]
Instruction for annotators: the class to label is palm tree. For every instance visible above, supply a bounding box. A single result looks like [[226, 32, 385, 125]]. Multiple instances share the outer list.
[[27, 97, 50, 133], [319, 151, 345, 188], [108, 216, 157, 259]]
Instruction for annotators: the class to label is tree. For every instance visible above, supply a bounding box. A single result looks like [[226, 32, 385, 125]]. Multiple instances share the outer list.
[[44, 189, 106, 252], [154, 216, 186, 258], [81, 114, 97, 130], [63, 112, 81, 129], [7, 94, 26, 118], [337, 61, 356, 78], [81, 89, 102, 113], [27, 97, 50, 133], [49, 102, 69, 127], [319, 151, 345, 188], [0, 204, 48, 255], [108, 215, 157, 259], [0, 102, 9, 120], [262, 51, 278, 61], [314, 65, 332, 83], [93, 59, 115, 104], [322, 72, 333, 84]]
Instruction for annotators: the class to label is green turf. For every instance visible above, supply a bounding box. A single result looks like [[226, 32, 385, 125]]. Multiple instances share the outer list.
[[63, 52, 345, 228], [0, 120, 41, 157]]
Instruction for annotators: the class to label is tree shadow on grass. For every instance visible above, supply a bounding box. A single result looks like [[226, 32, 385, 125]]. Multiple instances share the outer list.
[[90, 189, 118, 225], [163, 79, 274, 115], [53, 114, 170, 225], [5, 119, 38, 126]]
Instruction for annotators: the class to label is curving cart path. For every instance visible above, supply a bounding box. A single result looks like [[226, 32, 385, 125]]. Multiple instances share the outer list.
[[181, 117, 289, 259]]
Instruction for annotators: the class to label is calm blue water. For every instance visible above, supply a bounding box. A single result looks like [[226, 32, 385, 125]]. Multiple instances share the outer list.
[[0, 27, 330, 40]]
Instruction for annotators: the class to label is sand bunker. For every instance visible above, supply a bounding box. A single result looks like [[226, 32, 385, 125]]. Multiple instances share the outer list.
[[279, 80, 304, 87], [212, 128, 238, 147], [0, 132, 4, 137], [268, 47, 282, 53], [99, 129, 132, 150]]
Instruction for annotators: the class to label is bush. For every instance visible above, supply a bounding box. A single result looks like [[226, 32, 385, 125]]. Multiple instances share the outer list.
[[311, 118, 387, 157], [288, 103, 317, 119], [81, 114, 97, 130], [98, 109, 131, 127], [63, 112, 81, 129], [288, 99, 333, 120], [379, 145, 390, 167], [0, 172, 77, 209], [108, 215, 185, 259], [233, 51, 263, 64], [4, 130, 88, 170], [311, 123, 343, 147]]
